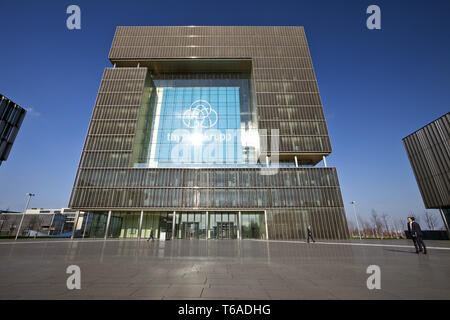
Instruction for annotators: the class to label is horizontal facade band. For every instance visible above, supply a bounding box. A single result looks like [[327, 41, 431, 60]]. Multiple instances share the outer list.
[[74, 167, 342, 188], [91, 119, 138, 121], [114, 26, 306, 35], [82, 150, 133, 153], [257, 119, 326, 122], [94, 104, 325, 107], [113, 35, 307, 38], [73, 186, 342, 189], [110, 45, 309, 48], [70, 206, 344, 211]]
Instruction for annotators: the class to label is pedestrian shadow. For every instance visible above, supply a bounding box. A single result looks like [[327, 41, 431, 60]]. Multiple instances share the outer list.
[[384, 249, 417, 254]]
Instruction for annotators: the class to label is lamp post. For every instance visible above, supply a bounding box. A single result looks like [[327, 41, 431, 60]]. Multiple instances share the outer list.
[[15, 193, 35, 240], [351, 201, 362, 240]]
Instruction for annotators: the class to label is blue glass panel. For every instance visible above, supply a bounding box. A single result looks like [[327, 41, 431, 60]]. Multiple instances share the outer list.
[[137, 77, 259, 168]]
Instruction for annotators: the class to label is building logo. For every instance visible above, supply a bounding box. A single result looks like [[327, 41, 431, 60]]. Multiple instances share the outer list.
[[182, 100, 218, 129]]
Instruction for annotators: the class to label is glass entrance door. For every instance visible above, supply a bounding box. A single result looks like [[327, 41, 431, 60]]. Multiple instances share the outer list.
[[209, 212, 238, 239], [181, 222, 199, 239], [175, 212, 205, 239], [158, 213, 172, 240], [217, 222, 235, 239]]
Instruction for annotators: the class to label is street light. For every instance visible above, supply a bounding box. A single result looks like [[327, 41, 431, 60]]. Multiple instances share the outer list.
[[15, 193, 35, 240], [351, 201, 362, 240]]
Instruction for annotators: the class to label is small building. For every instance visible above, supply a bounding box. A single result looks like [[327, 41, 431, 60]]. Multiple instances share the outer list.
[[0, 208, 87, 237]]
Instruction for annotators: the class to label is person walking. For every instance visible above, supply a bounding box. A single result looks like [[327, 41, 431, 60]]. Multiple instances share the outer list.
[[407, 217, 426, 254], [307, 225, 315, 243], [147, 228, 154, 241], [407, 217, 417, 251]]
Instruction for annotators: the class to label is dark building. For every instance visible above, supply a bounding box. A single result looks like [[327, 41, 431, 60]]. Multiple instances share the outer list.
[[0, 94, 26, 166], [403, 112, 450, 236], [69, 26, 349, 240]]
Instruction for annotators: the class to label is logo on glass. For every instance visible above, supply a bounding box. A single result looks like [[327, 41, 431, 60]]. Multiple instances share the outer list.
[[182, 100, 218, 129]]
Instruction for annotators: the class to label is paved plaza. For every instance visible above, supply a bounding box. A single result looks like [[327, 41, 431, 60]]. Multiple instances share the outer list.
[[0, 238, 449, 299]]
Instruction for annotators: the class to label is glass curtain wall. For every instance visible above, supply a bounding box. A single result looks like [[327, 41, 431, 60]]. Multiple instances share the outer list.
[[84, 211, 176, 240], [209, 212, 238, 239], [140, 212, 173, 240], [241, 212, 266, 239], [175, 212, 206, 239], [266, 209, 349, 240], [82, 212, 108, 238], [75, 210, 348, 240], [140, 212, 160, 239], [132, 73, 259, 168], [108, 212, 140, 238]]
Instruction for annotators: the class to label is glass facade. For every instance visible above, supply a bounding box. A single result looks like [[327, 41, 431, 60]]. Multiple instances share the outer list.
[[132, 75, 259, 167], [241, 212, 266, 239], [82, 212, 108, 238], [403, 112, 450, 209], [209, 212, 239, 239], [77, 211, 269, 240], [79, 211, 174, 240], [73, 167, 344, 210], [75, 209, 350, 241], [69, 26, 350, 240], [140, 211, 161, 239], [403, 113, 450, 238], [175, 212, 206, 239], [267, 208, 348, 240], [108, 212, 140, 238], [108, 26, 332, 157]]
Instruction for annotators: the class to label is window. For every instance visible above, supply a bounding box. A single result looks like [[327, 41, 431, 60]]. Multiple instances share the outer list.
[[131, 74, 259, 167]]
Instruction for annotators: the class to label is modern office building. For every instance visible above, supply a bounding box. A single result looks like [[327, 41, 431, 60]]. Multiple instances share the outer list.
[[69, 26, 349, 240], [0, 94, 26, 166], [403, 112, 450, 237]]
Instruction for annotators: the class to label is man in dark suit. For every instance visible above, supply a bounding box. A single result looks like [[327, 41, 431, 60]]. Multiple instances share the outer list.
[[407, 217, 427, 254], [307, 225, 315, 243]]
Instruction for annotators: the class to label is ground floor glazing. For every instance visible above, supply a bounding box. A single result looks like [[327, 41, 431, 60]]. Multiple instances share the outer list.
[[73, 207, 349, 240], [75, 211, 267, 240]]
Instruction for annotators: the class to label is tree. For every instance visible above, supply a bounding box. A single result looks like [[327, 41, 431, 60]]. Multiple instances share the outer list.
[[409, 212, 421, 224], [0, 214, 9, 236], [28, 216, 39, 236], [347, 220, 356, 237], [370, 210, 383, 238], [422, 211, 439, 230], [393, 218, 406, 238], [360, 218, 371, 238], [381, 213, 392, 238]]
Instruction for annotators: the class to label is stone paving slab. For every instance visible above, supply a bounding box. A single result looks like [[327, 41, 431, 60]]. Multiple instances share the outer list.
[[0, 239, 449, 299]]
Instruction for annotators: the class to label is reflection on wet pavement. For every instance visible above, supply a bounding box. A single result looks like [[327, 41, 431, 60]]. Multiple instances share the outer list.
[[0, 239, 449, 299]]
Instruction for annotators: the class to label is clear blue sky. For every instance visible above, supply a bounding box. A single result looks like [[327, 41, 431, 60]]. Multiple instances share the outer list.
[[0, 0, 449, 226]]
